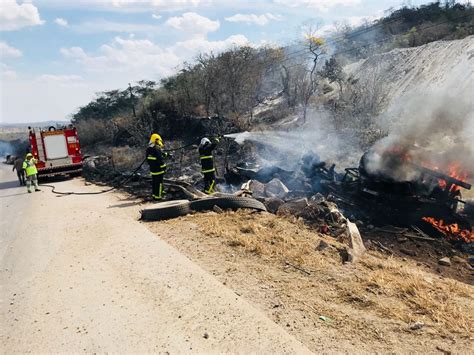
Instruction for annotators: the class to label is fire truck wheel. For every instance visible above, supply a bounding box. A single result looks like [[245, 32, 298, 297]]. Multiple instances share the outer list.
[[189, 196, 267, 212], [140, 200, 191, 221]]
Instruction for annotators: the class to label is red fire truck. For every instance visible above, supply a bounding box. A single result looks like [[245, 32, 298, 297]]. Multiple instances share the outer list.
[[28, 125, 83, 178]]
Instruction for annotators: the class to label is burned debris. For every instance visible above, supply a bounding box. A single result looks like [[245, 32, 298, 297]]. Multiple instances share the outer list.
[[81, 131, 472, 270], [224, 146, 473, 258]]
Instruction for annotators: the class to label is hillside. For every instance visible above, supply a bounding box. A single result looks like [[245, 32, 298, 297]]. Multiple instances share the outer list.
[[346, 35, 473, 99]]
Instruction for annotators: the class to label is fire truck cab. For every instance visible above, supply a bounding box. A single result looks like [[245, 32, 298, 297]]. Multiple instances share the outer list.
[[28, 125, 83, 178]]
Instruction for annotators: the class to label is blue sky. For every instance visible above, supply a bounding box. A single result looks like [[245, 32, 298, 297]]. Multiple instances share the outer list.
[[1, 0, 434, 123]]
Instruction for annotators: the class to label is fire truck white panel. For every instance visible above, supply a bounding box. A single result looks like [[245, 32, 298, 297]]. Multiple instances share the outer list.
[[43, 134, 68, 159]]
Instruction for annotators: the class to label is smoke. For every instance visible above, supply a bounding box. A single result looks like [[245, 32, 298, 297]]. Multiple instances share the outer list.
[[364, 87, 474, 181], [227, 37, 474, 185], [226, 109, 362, 171], [0, 139, 29, 158], [0, 140, 15, 157]]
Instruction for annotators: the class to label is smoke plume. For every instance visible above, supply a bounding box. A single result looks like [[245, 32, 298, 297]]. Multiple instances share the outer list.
[[0, 140, 15, 157], [226, 109, 361, 171], [365, 88, 474, 182]]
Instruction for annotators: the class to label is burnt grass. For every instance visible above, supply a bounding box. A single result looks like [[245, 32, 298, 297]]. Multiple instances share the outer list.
[[81, 138, 249, 200]]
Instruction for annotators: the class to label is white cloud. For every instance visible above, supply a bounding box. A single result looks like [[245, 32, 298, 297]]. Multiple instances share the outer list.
[[165, 12, 219, 36], [173, 34, 249, 57], [152, 14, 162, 20], [34, 0, 212, 12], [61, 37, 180, 76], [225, 13, 282, 26], [60, 46, 88, 59], [0, 41, 23, 59], [60, 34, 250, 78], [274, 0, 360, 12], [72, 19, 161, 34], [0, 0, 45, 31], [54, 18, 68, 26], [110, 0, 210, 10]]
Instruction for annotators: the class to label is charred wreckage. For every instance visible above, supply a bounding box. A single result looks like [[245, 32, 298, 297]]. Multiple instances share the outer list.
[[84, 137, 473, 254], [225, 147, 473, 253]]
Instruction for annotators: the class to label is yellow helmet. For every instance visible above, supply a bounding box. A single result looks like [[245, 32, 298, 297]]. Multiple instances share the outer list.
[[149, 133, 163, 148], [26, 153, 33, 158]]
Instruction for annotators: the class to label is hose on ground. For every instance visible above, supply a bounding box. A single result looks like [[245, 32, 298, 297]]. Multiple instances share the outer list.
[[41, 134, 227, 195], [40, 158, 147, 195]]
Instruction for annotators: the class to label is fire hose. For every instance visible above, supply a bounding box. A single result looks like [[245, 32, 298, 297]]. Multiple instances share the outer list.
[[40, 157, 148, 196], [40, 135, 226, 196]]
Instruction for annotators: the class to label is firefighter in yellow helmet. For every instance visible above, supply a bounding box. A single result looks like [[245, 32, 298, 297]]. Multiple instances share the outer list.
[[22, 153, 40, 193], [146, 133, 169, 201], [198, 136, 220, 194]]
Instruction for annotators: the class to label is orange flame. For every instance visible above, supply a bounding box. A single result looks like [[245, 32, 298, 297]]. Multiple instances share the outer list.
[[436, 162, 468, 192], [422, 217, 474, 243]]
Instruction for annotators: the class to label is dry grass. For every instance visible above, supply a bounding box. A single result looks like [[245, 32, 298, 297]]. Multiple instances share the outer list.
[[350, 257, 473, 333], [187, 210, 474, 336], [200, 210, 341, 269], [111, 146, 144, 170]]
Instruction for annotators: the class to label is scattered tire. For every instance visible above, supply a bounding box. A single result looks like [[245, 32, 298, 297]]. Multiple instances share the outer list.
[[189, 196, 267, 212], [141, 200, 191, 221]]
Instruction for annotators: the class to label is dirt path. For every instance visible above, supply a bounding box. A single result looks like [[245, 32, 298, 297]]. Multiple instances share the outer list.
[[0, 164, 309, 353]]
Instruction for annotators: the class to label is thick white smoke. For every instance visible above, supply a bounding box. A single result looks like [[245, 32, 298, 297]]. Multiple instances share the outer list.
[[226, 109, 361, 171], [365, 86, 474, 183]]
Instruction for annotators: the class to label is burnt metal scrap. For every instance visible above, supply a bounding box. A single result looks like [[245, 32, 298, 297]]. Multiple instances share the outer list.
[[225, 150, 473, 251]]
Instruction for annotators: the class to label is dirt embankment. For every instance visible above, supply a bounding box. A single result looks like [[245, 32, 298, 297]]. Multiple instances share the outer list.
[[346, 36, 474, 98]]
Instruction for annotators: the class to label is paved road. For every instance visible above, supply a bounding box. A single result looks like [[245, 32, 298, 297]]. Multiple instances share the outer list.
[[0, 163, 309, 353]]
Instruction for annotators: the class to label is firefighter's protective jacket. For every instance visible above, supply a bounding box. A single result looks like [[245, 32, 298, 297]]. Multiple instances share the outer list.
[[22, 159, 38, 176], [199, 139, 218, 174], [146, 145, 167, 175]]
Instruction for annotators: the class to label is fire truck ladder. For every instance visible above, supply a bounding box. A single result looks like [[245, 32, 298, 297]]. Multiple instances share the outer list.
[[35, 133, 46, 161]]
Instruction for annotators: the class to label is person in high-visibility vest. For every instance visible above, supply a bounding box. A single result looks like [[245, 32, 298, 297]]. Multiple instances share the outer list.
[[22, 153, 40, 193], [198, 137, 220, 194], [146, 133, 169, 201]]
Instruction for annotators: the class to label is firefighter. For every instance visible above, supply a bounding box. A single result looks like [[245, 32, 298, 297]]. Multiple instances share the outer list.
[[22, 153, 40, 193], [198, 137, 220, 194], [12, 156, 26, 186], [146, 133, 168, 201]]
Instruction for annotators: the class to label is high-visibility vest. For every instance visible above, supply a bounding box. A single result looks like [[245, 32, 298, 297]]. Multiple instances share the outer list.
[[22, 159, 38, 176]]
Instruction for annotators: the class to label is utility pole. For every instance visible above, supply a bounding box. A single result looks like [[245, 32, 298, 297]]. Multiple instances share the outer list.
[[128, 83, 136, 118]]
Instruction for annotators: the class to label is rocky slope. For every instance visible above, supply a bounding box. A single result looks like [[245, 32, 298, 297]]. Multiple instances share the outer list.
[[346, 36, 474, 100]]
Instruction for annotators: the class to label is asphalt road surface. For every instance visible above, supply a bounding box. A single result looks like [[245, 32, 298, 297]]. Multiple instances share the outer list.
[[0, 163, 309, 353]]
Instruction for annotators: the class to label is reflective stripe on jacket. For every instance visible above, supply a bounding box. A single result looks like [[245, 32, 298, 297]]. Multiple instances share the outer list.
[[146, 145, 167, 175], [198, 141, 217, 173], [22, 159, 38, 176]]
